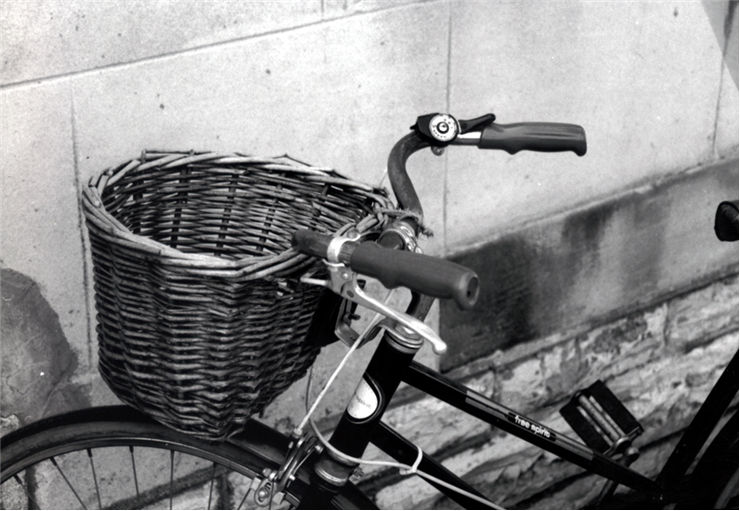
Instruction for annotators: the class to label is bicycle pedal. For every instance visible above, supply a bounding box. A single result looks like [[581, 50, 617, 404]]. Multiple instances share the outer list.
[[560, 380, 644, 455]]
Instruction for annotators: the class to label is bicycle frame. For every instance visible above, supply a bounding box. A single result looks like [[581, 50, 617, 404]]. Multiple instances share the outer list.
[[294, 118, 737, 509], [297, 326, 738, 509]]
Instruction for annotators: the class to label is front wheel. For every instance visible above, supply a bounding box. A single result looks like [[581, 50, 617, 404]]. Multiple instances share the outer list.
[[0, 406, 374, 509]]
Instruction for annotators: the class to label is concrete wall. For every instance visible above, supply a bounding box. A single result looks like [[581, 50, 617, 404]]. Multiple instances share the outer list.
[[1, 0, 738, 508]]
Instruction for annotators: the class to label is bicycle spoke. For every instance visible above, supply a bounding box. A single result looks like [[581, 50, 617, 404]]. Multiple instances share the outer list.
[[12, 474, 40, 510], [129, 445, 140, 498], [169, 449, 174, 510], [207, 462, 216, 510], [87, 449, 102, 509], [237, 488, 249, 510], [50, 457, 88, 509]]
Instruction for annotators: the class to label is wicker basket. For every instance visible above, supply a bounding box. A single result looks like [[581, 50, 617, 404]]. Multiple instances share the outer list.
[[81, 150, 394, 440]]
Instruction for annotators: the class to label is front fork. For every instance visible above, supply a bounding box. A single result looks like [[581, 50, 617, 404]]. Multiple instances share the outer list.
[[297, 326, 423, 509]]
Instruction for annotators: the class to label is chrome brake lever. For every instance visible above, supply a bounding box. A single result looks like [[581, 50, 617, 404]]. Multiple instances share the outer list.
[[301, 263, 447, 355]]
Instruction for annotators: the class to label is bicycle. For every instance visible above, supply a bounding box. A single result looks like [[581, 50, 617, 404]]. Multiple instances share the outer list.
[[1, 113, 737, 510]]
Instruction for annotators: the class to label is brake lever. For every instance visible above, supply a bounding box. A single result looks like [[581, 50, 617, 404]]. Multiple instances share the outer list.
[[301, 263, 448, 354], [459, 113, 496, 134]]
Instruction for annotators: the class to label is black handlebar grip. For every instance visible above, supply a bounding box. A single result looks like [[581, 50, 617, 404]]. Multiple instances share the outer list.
[[479, 122, 587, 156], [292, 230, 480, 309], [714, 200, 739, 242], [349, 242, 479, 310]]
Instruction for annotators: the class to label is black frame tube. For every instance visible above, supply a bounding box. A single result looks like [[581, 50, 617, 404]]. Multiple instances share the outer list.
[[656, 350, 739, 489], [370, 421, 493, 509], [299, 335, 418, 509], [400, 361, 660, 497], [299, 329, 736, 509]]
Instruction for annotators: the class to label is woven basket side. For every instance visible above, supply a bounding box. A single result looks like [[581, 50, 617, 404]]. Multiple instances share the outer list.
[[84, 152, 394, 439], [98, 162, 386, 262]]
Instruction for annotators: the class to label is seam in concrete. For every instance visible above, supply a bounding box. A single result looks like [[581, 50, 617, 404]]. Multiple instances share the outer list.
[[711, 51, 727, 159], [0, 0, 442, 92], [443, 0, 453, 255], [70, 92, 93, 370]]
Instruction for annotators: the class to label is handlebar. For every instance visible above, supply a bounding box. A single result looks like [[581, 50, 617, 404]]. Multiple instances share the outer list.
[[385, 133, 429, 235], [293, 230, 479, 310], [295, 113, 587, 312], [389, 114, 588, 235], [475, 122, 587, 156]]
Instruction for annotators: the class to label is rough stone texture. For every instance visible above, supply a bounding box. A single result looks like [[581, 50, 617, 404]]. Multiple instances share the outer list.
[[666, 274, 739, 350], [510, 438, 678, 509], [144, 482, 214, 511], [0, 414, 20, 437], [0, 471, 27, 509], [0, 268, 89, 426]]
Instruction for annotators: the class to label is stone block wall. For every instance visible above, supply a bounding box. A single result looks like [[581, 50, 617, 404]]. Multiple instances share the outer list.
[[1, 1, 738, 508]]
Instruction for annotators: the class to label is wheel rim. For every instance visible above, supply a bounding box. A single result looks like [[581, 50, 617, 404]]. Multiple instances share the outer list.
[[1, 436, 296, 509]]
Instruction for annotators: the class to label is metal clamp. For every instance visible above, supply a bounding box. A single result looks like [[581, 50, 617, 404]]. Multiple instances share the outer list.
[[381, 221, 422, 254], [301, 263, 447, 354], [275, 434, 320, 491]]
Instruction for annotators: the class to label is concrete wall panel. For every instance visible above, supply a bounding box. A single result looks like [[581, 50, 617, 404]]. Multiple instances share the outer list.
[[70, 4, 450, 249], [0, 83, 89, 367], [445, 0, 731, 248], [322, 0, 432, 19], [0, 0, 324, 85]]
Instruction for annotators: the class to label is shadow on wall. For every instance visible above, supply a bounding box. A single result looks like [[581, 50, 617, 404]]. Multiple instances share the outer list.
[[0, 268, 89, 433]]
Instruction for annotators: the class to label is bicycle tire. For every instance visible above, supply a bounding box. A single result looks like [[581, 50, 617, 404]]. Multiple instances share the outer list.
[[0, 405, 374, 510], [678, 410, 738, 509]]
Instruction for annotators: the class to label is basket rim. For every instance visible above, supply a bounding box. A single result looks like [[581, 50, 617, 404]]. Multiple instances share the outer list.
[[81, 150, 395, 272]]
